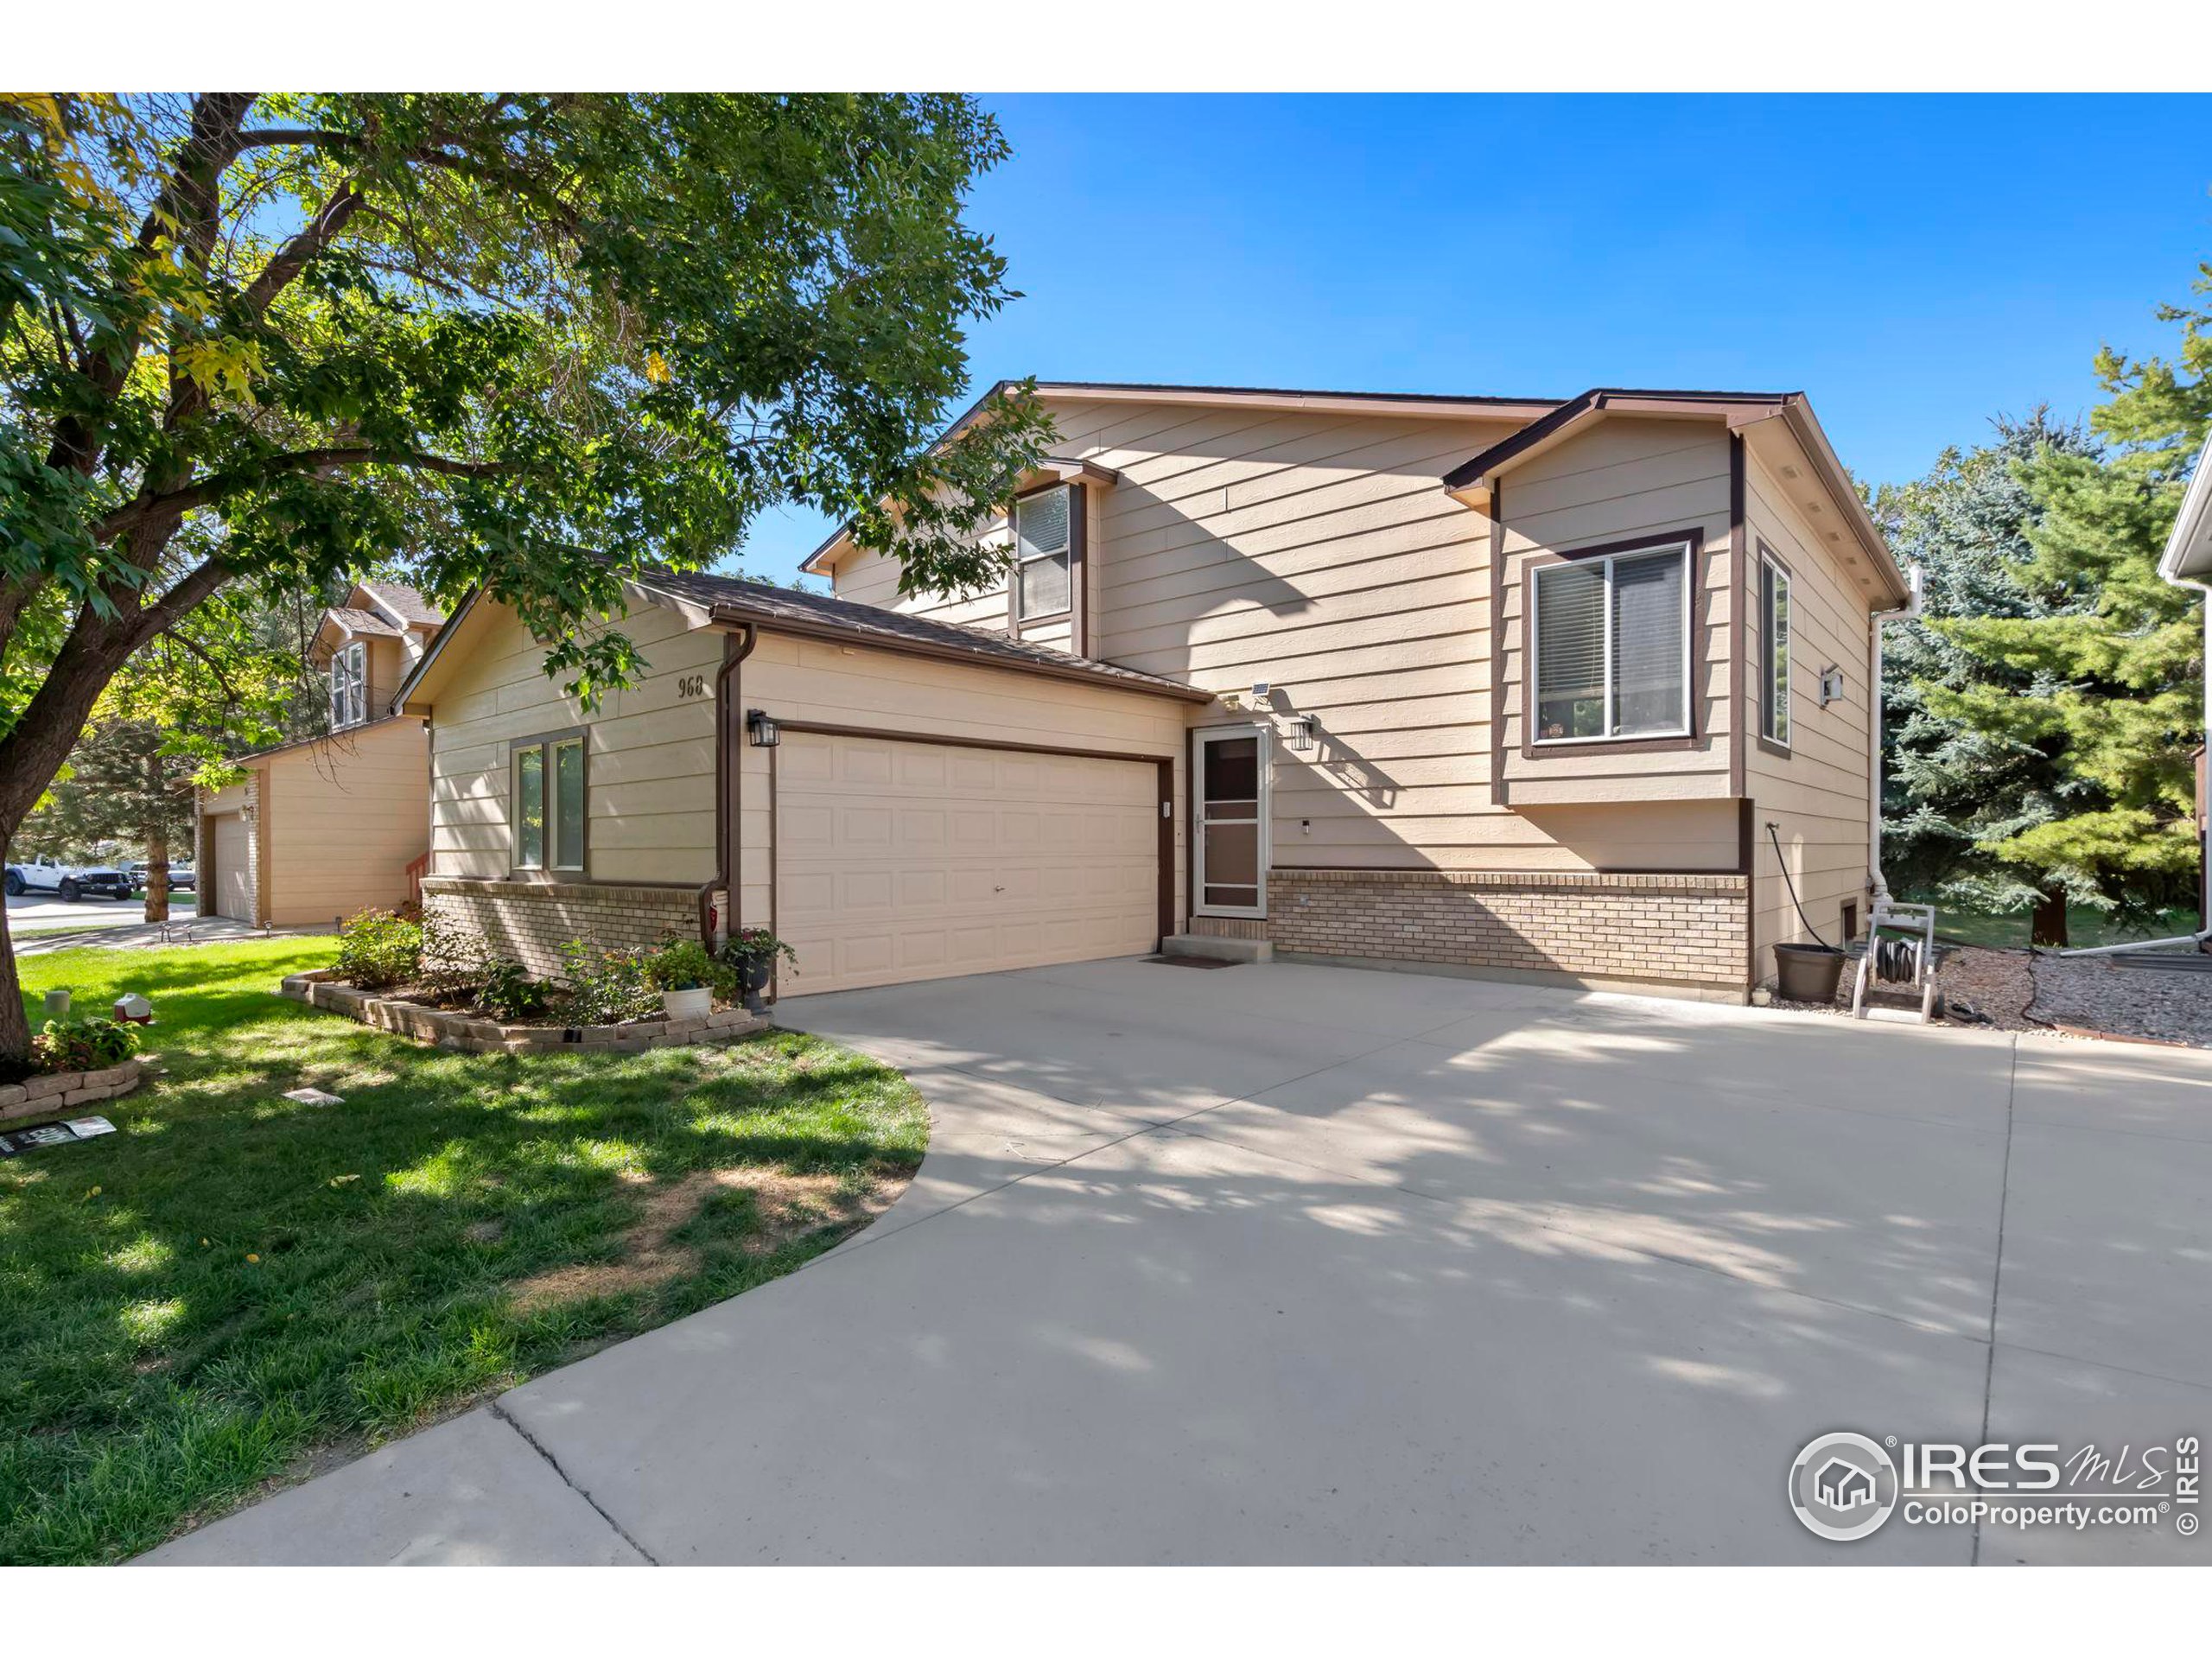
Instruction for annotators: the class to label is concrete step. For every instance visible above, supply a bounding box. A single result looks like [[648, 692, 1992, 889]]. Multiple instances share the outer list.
[[1162, 933, 1273, 964]]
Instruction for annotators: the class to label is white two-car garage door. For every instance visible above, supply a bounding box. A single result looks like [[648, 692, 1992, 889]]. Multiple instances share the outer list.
[[775, 731, 1163, 996]]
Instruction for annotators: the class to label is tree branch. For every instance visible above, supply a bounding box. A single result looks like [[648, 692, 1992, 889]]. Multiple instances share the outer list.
[[93, 447, 515, 543]]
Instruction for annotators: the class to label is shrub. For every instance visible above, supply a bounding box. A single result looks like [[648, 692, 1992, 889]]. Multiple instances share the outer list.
[[722, 926, 798, 971], [475, 958, 550, 1023], [557, 941, 662, 1025], [34, 1016, 140, 1073], [415, 911, 491, 1002], [335, 908, 423, 990]]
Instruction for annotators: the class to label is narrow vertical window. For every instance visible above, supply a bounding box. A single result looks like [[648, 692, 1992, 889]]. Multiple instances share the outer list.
[[515, 745, 545, 869], [552, 737, 586, 872], [1014, 485, 1072, 619], [330, 641, 366, 729], [1761, 551, 1792, 747]]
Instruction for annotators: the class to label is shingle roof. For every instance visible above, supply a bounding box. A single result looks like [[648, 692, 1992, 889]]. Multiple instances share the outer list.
[[360, 582, 445, 626], [321, 606, 404, 638], [629, 566, 1212, 703]]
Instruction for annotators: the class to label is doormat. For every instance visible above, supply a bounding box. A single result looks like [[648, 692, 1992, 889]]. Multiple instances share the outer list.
[[0, 1116, 118, 1157], [1146, 954, 1236, 969]]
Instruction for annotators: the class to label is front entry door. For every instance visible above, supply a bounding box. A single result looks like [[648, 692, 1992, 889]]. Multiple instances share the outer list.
[[1193, 726, 1268, 918]]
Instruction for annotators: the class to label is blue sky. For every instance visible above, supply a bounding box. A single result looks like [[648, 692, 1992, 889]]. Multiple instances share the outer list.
[[743, 93, 2212, 585]]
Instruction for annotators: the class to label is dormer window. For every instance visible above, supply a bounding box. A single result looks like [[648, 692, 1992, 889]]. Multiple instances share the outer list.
[[1014, 485, 1073, 620], [329, 640, 367, 729]]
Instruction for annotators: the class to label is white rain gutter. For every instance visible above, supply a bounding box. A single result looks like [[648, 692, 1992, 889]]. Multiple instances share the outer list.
[[1868, 563, 1923, 906], [2063, 435, 2212, 955]]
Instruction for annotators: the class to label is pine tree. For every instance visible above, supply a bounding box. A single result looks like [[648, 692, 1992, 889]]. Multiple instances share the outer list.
[[1873, 412, 2097, 919], [1924, 263, 2212, 943]]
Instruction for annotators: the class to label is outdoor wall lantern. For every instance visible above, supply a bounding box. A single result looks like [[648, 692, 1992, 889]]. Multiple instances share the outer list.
[[747, 709, 781, 747], [1287, 714, 1318, 752], [1818, 666, 1847, 707]]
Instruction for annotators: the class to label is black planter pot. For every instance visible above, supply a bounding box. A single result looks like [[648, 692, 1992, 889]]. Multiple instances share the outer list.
[[738, 957, 774, 1014]]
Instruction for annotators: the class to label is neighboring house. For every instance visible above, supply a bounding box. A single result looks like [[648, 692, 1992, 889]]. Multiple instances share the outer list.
[[195, 582, 446, 927], [396, 382, 1910, 1002]]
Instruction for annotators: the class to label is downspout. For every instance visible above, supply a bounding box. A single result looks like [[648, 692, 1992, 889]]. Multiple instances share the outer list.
[[1867, 563, 1923, 906], [700, 623, 759, 945]]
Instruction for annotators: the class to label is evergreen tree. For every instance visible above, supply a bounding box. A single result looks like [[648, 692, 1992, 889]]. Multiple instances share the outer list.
[[1872, 411, 2096, 918], [1924, 263, 2212, 943]]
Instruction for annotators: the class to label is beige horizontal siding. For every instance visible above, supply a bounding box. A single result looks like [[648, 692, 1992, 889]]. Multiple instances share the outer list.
[[1744, 448, 1878, 980], [264, 718, 428, 925]]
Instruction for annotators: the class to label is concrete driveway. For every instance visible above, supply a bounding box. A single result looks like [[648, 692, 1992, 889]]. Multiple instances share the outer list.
[[143, 960, 2212, 1565]]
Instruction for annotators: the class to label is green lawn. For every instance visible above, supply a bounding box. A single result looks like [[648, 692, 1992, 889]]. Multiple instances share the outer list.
[[1, 937, 925, 1565], [1923, 903, 2201, 951]]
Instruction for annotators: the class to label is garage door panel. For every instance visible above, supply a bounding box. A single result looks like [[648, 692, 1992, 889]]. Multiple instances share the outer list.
[[778, 733, 1160, 995]]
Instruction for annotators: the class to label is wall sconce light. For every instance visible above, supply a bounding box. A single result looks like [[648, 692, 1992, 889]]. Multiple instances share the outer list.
[[747, 709, 780, 747], [1818, 666, 1847, 707], [1288, 714, 1318, 752]]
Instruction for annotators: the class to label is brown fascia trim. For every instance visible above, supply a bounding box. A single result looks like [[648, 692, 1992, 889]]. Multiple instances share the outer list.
[[705, 602, 1212, 704], [1444, 387, 1796, 496], [1487, 478, 1509, 800], [1516, 528, 1712, 760]]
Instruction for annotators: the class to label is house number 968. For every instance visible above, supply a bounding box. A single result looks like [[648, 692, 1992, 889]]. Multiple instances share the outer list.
[[674, 674, 707, 700]]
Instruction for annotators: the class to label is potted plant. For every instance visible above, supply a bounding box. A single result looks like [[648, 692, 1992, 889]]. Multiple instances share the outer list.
[[645, 939, 719, 1020], [720, 927, 797, 1014]]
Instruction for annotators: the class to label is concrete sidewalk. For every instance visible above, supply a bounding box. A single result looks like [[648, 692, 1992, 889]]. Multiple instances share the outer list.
[[140, 960, 2212, 1565]]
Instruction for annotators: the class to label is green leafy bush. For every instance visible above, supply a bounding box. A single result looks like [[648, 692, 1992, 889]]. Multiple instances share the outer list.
[[722, 926, 798, 970], [475, 958, 550, 1023], [557, 941, 662, 1025], [335, 908, 423, 990], [644, 938, 737, 1000], [34, 1016, 140, 1073]]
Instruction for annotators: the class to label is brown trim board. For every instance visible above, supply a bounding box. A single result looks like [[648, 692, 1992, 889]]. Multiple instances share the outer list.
[[1728, 432, 1747, 795], [1488, 479, 1509, 802]]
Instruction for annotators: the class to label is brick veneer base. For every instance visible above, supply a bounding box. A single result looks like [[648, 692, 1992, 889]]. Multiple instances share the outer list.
[[281, 970, 769, 1053], [420, 876, 715, 981], [0, 1057, 146, 1122], [1265, 868, 1748, 998]]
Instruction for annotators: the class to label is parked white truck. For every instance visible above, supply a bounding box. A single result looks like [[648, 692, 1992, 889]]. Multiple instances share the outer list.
[[3, 853, 137, 901]]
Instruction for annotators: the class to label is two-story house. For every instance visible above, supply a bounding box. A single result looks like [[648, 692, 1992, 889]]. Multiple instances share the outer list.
[[196, 581, 445, 927], [392, 382, 1909, 1002]]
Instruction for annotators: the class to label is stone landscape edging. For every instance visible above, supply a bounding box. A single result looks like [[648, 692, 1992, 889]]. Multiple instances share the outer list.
[[0, 1055, 146, 1122], [279, 970, 772, 1053]]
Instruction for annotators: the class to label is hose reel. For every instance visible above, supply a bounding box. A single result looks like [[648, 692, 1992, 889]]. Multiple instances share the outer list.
[[1851, 899, 1939, 1022]]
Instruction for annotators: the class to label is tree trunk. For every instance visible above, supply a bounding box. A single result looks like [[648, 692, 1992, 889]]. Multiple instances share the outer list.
[[144, 830, 170, 925], [0, 849, 24, 1067], [2031, 884, 2070, 948]]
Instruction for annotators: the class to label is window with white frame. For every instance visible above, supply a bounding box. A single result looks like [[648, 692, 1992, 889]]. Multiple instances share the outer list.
[[1014, 484, 1072, 620], [1760, 550, 1792, 747], [329, 640, 367, 729], [1532, 540, 1692, 743], [512, 731, 587, 873]]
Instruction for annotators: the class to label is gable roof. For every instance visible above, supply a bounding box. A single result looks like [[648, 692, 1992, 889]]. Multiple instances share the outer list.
[[1440, 386, 1910, 606], [2159, 431, 2212, 585], [390, 566, 1214, 716], [322, 606, 404, 638], [359, 581, 445, 628]]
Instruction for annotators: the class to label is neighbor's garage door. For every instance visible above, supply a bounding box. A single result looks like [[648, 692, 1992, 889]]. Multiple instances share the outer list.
[[775, 732, 1160, 995], [210, 811, 251, 921]]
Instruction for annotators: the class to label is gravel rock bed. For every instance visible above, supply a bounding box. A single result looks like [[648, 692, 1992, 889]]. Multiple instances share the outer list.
[[1762, 943, 2037, 1031], [2029, 951, 2212, 1047]]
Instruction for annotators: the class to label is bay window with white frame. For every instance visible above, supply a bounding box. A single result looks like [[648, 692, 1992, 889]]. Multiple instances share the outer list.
[[512, 729, 588, 874], [1531, 537, 1694, 743]]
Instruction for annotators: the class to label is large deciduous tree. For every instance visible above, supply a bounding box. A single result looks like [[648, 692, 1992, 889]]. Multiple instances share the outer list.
[[0, 92, 1052, 1060], [1917, 263, 2212, 944]]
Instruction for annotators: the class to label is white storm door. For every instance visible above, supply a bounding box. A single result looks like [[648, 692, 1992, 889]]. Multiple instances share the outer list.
[[1193, 726, 1268, 918]]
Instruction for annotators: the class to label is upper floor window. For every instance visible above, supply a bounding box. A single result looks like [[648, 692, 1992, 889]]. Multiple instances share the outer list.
[[1759, 549, 1792, 748], [1014, 485, 1072, 620], [1533, 539, 1691, 743], [329, 640, 367, 729], [512, 731, 587, 874]]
